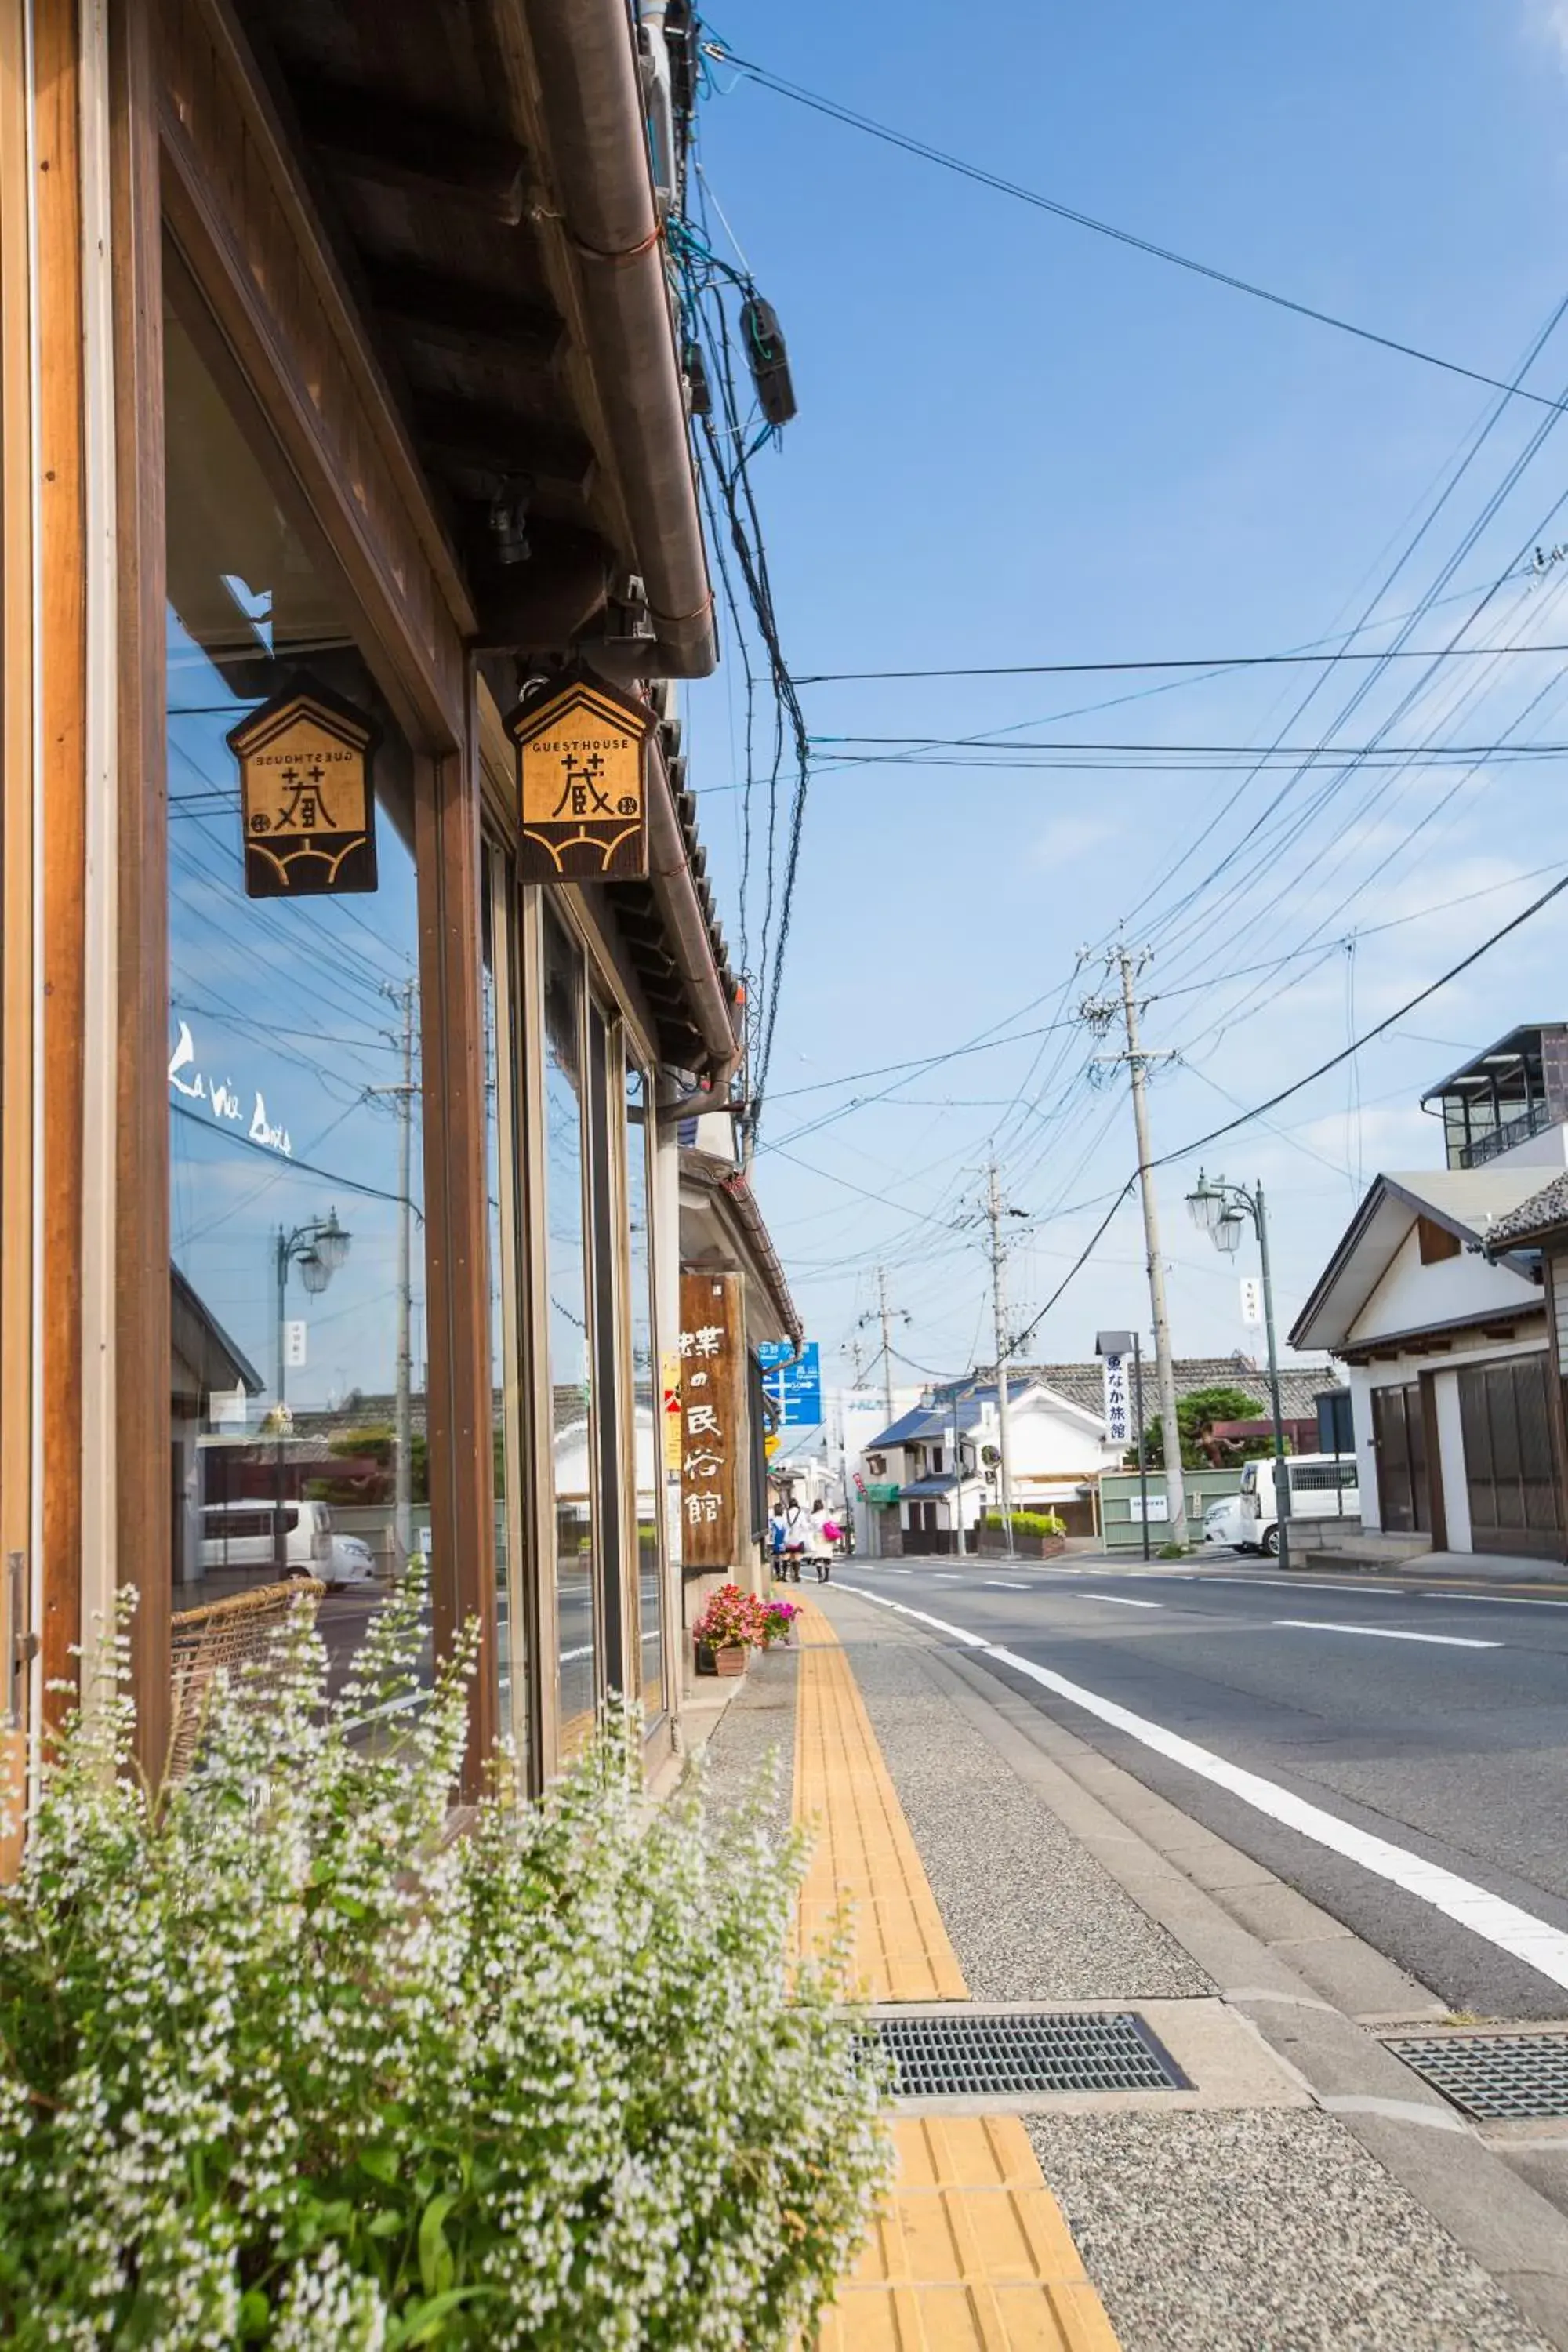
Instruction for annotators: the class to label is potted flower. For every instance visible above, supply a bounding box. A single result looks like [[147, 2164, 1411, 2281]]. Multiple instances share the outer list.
[[760, 1595, 799, 1647], [692, 1581, 764, 1675]]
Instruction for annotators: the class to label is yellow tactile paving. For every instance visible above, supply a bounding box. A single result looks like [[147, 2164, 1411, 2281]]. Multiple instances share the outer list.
[[818, 2121, 1121, 2351], [792, 1599, 968, 2002], [789, 1609, 1122, 2351]]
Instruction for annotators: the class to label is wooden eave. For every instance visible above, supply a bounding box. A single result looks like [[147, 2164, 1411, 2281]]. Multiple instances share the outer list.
[[230, 0, 669, 658]]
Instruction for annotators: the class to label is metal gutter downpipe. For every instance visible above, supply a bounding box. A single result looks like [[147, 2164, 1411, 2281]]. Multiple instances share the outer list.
[[647, 738, 740, 1083], [523, 0, 717, 680]]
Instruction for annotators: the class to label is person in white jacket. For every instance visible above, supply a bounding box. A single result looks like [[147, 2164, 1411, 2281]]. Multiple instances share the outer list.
[[806, 1504, 834, 1584]]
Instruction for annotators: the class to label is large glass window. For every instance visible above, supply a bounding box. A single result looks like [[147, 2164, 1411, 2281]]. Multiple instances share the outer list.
[[164, 289, 426, 1709], [624, 1060, 665, 1721], [543, 913, 596, 1744]]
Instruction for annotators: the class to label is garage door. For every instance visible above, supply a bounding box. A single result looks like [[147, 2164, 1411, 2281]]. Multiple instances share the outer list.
[[1458, 1357, 1565, 1561]]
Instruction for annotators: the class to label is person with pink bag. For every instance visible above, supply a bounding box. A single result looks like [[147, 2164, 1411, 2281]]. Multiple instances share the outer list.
[[808, 1504, 840, 1584]]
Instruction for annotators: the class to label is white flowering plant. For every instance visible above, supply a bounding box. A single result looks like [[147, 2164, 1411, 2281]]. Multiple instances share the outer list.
[[0, 1573, 891, 2348]]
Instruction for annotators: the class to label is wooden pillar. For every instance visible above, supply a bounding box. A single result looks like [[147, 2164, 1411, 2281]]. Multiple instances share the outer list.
[[0, 0, 35, 1870], [109, 0, 170, 1777], [35, 0, 88, 1726], [416, 735, 499, 1796]]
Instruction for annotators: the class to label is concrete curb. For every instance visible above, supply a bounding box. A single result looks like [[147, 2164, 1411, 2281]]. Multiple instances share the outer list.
[[841, 1596, 1568, 2350]]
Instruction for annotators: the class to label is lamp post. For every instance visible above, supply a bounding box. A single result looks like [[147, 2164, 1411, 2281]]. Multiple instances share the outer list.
[[1185, 1171, 1290, 1569], [273, 1209, 350, 1571]]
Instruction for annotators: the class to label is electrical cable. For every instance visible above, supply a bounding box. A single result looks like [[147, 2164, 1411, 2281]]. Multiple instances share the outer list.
[[706, 41, 1568, 419], [793, 641, 1568, 685]]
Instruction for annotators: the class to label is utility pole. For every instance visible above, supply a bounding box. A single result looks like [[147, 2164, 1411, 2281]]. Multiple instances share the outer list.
[[985, 1160, 1018, 1558], [858, 1267, 908, 1424], [1085, 950, 1186, 1544]]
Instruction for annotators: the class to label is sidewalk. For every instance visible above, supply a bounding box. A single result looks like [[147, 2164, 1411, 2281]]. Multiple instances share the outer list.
[[702, 1588, 1568, 2351]]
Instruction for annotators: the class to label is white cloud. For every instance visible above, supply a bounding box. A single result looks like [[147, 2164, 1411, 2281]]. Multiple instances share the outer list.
[[1030, 814, 1114, 868], [1526, 0, 1568, 66]]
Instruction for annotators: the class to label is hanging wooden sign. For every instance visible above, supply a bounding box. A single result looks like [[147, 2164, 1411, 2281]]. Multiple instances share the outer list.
[[227, 683, 379, 898], [506, 670, 653, 882]]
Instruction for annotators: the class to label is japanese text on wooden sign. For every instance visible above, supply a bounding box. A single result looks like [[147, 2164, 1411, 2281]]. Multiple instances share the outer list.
[[506, 671, 653, 883], [678, 1271, 742, 1570], [227, 684, 379, 899]]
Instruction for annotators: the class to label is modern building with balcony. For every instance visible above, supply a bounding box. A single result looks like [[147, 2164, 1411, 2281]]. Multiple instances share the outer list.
[[1422, 1024, 1568, 1171]]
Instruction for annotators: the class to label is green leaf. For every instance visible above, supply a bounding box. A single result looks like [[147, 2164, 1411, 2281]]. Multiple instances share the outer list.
[[358, 2144, 401, 2186], [417, 2190, 458, 2299], [236, 2288, 270, 2342], [386, 2286, 495, 2348]]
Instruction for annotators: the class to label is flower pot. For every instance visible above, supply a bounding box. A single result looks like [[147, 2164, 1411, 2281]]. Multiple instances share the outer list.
[[695, 1639, 749, 1677]]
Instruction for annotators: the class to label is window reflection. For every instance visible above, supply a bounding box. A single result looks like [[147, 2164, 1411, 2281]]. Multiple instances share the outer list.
[[624, 1062, 665, 1719], [543, 913, 596, 1741], [164, 294, 426, 1715], [482, 848, 526, 1759]]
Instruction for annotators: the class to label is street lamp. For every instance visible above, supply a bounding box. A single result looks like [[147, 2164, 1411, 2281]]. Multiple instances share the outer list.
[[273, 1210, 352, 1571], [1185, 1171, 1291, 1570]]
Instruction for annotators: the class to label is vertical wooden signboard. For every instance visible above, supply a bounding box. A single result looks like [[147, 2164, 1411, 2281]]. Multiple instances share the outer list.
[[678, 1269, 746, 1572]]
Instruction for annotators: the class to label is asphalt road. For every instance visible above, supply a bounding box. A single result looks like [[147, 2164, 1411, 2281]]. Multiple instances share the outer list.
[[833, 1551, 1568, 2020]]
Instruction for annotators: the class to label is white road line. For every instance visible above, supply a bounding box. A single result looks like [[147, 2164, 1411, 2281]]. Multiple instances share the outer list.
[[931, 1573, 963, 1582], [560, 1644, 593, 1663], [1080, 1593, 1163, 1609], [1274, 1619, 1500, 1650], [1423, 1591, 1568, 1610], [834, 1582, 1568, 1993], [1194, 1576, 1410, 1596], [985, 1578, 1029, 1589]]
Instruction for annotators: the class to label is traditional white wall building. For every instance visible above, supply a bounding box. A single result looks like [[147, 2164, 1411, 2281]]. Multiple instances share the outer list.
[[1291, 1025, 1568, 1562], [862, 1377, 1125, 1554]]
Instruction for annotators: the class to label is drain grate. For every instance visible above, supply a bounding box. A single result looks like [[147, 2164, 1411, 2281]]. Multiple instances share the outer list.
[[1384, 2034, 1568, 2122], [869, 2009, 1189, 2100]]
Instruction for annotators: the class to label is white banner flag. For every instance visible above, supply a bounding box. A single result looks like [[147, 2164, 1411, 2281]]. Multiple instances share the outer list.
[[1102, 1352, 1131, 1448], [1239, 1277, 1262, 1328]]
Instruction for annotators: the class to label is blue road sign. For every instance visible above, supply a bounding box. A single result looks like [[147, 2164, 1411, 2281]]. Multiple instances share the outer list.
[[757, 1339, 822, 1431]]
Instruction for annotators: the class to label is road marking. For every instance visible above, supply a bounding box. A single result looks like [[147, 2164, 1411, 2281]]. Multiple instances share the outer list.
[[560, 1644, 593, 1662], [1422, 1590, 1568, 1610], [1274, 1619, 1501, 1650], [1194, 1576, 1409, 1596], [1080, 1593, 1163, 1609], [931, 1573, 963, 1581], [985, 1578, 1029, 1588], [834, 1583, 1568, 1994]]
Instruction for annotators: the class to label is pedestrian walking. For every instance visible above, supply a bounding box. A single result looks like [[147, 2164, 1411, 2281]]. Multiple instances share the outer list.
[[768, 1504, 787, 1581], [808, 1503, 835, 1584], [782, 1498, 807, 1582]]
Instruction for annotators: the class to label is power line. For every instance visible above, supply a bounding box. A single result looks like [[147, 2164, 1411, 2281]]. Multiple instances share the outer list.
[[811, 733, 1568, 757], [995, 866, 1568, 1350], [707, 42, 1568, 419], [794, 641, 1568, 685]]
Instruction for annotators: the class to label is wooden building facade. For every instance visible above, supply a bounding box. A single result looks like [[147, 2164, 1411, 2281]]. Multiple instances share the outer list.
[[0, 0, 744, 1822]]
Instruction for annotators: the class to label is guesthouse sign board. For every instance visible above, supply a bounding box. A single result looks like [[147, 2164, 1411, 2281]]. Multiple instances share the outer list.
[[227, 684, 379, 899], [677, 1269, 746, 1572], [506, 671, 653, 882]]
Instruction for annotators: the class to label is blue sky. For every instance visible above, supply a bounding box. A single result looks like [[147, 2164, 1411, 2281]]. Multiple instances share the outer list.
[[682, 0, 1568, 1386]]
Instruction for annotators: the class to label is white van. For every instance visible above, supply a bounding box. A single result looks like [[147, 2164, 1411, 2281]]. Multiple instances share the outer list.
[[1238, 1455, 1359, 1555], [201, 1498, 334, 1575]]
